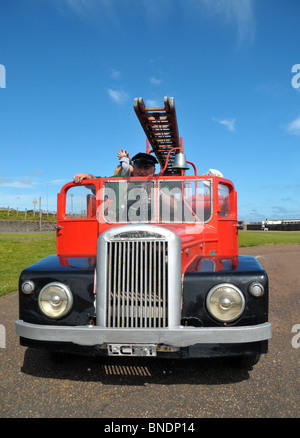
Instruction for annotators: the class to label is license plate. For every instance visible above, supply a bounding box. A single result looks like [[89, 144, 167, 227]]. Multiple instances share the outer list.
[[108, 344, 157, 357]]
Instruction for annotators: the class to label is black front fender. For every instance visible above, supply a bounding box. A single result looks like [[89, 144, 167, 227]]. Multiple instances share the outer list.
[[182, 255, 269, 327], [18, 255, 96, 326]]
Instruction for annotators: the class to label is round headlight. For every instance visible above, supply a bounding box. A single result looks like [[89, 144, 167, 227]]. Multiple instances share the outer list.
[[38, 282, 73, 319], [206, 283, 245, 323], [248, 282, 264, 297]]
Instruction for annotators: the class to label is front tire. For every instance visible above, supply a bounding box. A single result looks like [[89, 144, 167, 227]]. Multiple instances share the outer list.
[[49, 351, 74, 364], [228, 354, 261, 370]]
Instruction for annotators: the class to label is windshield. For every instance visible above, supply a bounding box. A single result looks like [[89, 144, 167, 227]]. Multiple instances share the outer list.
[[102, 179, 211, 224]]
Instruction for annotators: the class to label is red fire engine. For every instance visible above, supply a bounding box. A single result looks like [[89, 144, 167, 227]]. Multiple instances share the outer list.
[[16, 97, 271, 369]]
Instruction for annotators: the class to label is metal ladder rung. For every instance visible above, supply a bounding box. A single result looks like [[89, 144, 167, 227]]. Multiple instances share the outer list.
[[134, 97, 181, 175]]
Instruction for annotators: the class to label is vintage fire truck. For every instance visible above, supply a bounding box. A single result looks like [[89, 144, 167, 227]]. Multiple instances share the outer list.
[[16, 97, 271, 369]]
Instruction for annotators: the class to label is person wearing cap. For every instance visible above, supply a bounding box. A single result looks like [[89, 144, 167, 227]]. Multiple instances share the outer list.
[[131, 152, 158, 176], [73, 150, 176, 217], [73, 151, 157, 182], [115, 150, 158, 177]]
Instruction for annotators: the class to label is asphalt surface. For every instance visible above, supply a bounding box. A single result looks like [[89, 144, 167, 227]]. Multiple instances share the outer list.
[[0, 245, 299, 418]]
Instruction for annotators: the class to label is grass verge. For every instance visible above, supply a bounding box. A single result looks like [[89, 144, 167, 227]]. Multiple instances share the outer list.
[[0, 210, 56, 221], [238, 231, 300, 247], [0, 233, 56, 297]]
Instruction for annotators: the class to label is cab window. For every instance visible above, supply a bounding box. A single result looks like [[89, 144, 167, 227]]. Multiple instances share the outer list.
[[218, 183, 230, 217], [65, 184, 96, 219]]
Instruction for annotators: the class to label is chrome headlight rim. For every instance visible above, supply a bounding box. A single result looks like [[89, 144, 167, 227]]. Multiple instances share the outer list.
[[206, 283, 245, 323], [38, 282, 73, 320]]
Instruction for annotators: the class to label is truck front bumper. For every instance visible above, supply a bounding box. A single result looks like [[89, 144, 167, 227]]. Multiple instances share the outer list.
[[15, 320, 272, 347]]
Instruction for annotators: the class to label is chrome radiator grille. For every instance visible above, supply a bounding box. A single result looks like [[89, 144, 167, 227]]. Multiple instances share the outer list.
[[106, 239, 168, 328]]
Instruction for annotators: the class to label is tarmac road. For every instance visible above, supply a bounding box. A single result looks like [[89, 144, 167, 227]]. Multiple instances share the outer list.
[[0, 245, 299, 418]]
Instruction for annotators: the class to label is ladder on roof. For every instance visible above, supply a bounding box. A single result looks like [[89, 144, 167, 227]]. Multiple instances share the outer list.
[[134, 96, 182, 175]]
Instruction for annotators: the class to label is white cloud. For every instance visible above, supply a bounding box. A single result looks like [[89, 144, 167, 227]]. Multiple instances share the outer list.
[[111, 69, 121, 80], [213, 117, 236, 132], [190, 0, 256, 48], [220, 118, 236, 131], [62, 0, 94, 16], [107, 88, 129, 104], [55, 0, 121, 27], [287, 116, 300, 136], [150, 76, 163, 85], [50, 179, 69, 185], [0, 176, 35, 188], [30, 169, 43, 174], [54, 1, 256, 48]]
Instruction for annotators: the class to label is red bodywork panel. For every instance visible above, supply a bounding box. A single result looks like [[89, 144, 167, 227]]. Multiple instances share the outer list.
[[56, 175, 238, 273]]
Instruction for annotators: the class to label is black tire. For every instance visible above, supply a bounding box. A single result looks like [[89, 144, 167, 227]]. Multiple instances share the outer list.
[[228, 354, 261, 370], [49, 351, 74, 364]]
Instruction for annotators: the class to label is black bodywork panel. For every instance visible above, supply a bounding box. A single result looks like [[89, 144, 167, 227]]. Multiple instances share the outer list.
[[182, 255, 269, 327], [19, 255, 96, 326]]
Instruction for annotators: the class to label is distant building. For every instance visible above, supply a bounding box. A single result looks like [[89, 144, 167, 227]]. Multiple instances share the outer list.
[[246, 219, 300, 231]]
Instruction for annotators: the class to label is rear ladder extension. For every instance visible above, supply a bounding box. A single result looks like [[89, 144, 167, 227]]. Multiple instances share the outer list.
[[134, 96, 181, 175]]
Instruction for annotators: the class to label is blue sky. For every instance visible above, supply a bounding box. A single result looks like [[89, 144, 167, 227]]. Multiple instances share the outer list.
[[0, 0, 299, 222]]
